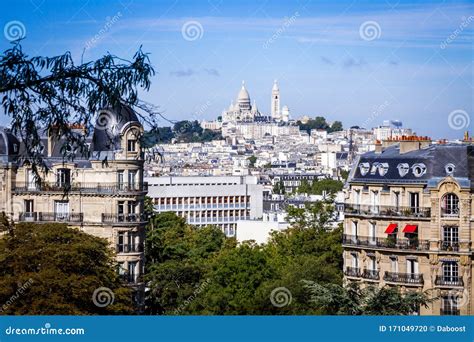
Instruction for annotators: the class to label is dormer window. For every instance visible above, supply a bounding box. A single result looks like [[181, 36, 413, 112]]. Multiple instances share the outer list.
[[359, 162, 370, 176], [412, 163, 426, 177], [127, 139, 136, 152]]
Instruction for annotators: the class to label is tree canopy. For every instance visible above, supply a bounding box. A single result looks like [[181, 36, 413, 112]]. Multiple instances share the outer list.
[[0, 222, 131, 314], [0, 42, 157, 176], [297, 116, 343, 134]]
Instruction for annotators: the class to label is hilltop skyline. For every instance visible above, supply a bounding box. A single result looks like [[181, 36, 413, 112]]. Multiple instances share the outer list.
[[0, 0, 472, 138]]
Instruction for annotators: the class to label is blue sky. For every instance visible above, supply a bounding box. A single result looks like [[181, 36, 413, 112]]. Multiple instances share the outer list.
[[1, 0, 472, 138]]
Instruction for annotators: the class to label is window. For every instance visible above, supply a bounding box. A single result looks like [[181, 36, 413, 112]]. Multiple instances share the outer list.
[[412, 163, 426, 177], [117, 170, 124, 190], [127, 139, 136, 152], [390, 257, 398, 273], [406, 259, 418, 276], [24, 200, 34, 220], [368, 256, 376, 271], [117, 232, 125, 253], [393, 192, 400, 211], [409, 192, 419, 213], [128, 262, 137, 283], [442, 226, 459, 251], [441, 296, 459, 315], [117, 201, 125, 222], [369, 222, 376, 244], [128, 170, 137, 190], [127, 201, 136, 221], [441, 193, 459, 217], [351, 253, 359, 269], [442, 262, 459, 283], [26, 169, 37, 190], [54, 201, 69, 221], [56, 168, 71, 186]]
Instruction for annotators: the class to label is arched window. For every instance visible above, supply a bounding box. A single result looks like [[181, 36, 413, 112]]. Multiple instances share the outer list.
[[441, 193, 459, 217]]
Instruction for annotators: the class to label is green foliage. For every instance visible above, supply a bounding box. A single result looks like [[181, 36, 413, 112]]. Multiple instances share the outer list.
[[297, 117, 343, 134], [304, 281, 434, 315], [340, 169, 350, 181], [272, 180, 285, 194], [296, 178, 343, 195], [173, 120, 222, 143], [0, 223, 131, 315], [0, 42, 156, 176], [145, 212, 226, 314], [247, 155, 257, 168], [142, 127, 174, 146]]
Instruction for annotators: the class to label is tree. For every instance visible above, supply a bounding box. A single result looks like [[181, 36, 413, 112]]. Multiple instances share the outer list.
[[329, 120, 343, 132], [145, 212, 227, 314], [247, 156, 257, 168], [190, 242, 276, 315], [340, 170, 350, 181], [0, 222, 131, 314], [304, 281, 434, 315], [310, 178, 343, 195], [0, 42, 157, 178]]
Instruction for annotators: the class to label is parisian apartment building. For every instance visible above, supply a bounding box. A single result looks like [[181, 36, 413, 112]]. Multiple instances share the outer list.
[[0, 106, 147, 303], [343, 136, 473, 315]]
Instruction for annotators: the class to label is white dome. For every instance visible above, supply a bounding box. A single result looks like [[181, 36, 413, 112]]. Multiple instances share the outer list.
[[237, 81, 250, 102]]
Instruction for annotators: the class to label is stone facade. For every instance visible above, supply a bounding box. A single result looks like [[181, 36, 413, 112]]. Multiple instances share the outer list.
[[343, 140, 474, 315]]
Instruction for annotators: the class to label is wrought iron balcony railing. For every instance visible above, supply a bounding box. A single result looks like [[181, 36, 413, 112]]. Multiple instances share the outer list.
[[13, 182, 148, 194], [440, 241, 460, 252], [435, 276, 464, 287], [342, 234, 430, 251], [18, 212, 83, 223], [102, 213, 147, 224], [344, 267, 361, 277], [440, 308, 460, 315], [116, 243, 144, 253], [384, 272, 423, 285], [344, 204, 430, 218], [362, 269, 380, 280]]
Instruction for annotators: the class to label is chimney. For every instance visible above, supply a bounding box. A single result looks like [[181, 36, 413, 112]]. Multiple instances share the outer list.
[[399, 135, 431, 154], [47, 127, 59, 157], [374, 140, 383, 154]]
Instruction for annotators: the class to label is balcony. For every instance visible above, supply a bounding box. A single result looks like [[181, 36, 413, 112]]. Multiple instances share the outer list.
[[344, 205, 430, 218], [119, 273, 143, 284], [440, 207, 459, 218], [13, 182, 148, 194], [18, 212, 83, 223], [362, 269, 380, 280], [435, 276, 464, 287], [440, 241, 460, 252], [344, 267, 361, 278], [342, 234, 430, 251], [116, 244, 144, 253], [102, 213, 147, 224], [440, 308, 460, 315], [384, 272, 423, 285]]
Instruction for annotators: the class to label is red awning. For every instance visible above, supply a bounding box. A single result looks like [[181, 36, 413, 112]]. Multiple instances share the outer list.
[[385, 223, 398, 234], [403, 224, 418, 233]]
